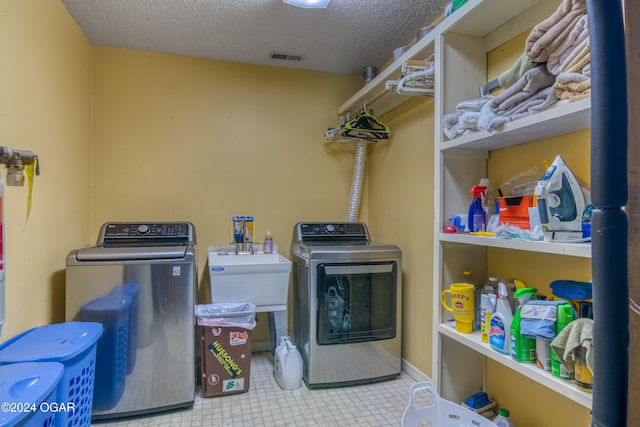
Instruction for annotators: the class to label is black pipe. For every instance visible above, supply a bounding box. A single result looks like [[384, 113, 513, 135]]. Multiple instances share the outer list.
[[587, 0, 629, 426]]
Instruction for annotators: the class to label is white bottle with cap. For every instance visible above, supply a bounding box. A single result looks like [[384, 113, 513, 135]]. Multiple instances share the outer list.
[[274, 336, 303, 390], [489, 282, 513, 354], [493, 408, 516, 427]]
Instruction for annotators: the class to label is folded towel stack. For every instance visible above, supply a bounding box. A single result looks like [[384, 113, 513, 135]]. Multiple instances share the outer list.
[[441, 0, 591, 140], [478, 65, 558, 132], [525, 0, 587, 66], [553, 42, 591, 101], [443, 96, 493, 139], [498, 53, 538, 90]]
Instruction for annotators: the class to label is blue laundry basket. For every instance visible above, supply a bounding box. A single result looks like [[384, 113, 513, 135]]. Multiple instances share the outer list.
[[0, 362, 64, 427], [0, 322, 102, 427], [110, 283, 139, 374], [79, 294, 131, 411]]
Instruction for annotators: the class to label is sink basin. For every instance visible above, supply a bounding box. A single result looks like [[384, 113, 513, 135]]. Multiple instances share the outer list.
[[208, 253, 292, 312]]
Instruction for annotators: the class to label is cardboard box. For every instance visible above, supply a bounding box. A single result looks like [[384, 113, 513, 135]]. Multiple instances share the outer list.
[[499, 196, 534, 229], [199, 325, 253, 397]]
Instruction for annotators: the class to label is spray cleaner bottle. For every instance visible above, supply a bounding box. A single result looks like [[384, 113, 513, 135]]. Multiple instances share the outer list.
[[489, 281, 513, 354], [467, 186, 487, 232]]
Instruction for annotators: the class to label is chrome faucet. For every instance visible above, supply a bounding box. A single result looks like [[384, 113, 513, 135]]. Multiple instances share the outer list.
[[235, 219, 253, 254]]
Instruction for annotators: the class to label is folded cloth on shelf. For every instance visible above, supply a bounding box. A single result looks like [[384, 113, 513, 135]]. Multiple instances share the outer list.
[[498, 53, 538, 89], [546, 14, 590, 75], [554, 42, 591, 101], [550, 318, 594, 374], [443, 95, 493, 139], [526, 0, 587, 63], [478, 65, 557, 131], [520, 301, 564, 340]]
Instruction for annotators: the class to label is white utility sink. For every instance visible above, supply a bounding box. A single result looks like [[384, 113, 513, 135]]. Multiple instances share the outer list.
[[208, 253, 292, 312]]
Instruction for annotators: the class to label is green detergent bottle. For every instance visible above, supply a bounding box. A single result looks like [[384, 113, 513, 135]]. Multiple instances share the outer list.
[[510, 288, 537, 363], [551, 302, 575, 379]]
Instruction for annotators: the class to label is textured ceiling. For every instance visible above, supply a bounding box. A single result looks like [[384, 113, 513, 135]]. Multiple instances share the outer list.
[[61, 0, 449, 75]]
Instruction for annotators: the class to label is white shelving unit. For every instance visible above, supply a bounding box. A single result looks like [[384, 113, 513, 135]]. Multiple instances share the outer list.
[[431, 0, 593, 412], [337, 27, 437, 117], [333, 0, 593, 415]]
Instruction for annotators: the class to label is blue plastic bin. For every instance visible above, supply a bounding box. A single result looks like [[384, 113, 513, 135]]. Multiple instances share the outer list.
[[0, 362, 64, 427], [110, 283, 139, 374], [79, 294, 131, 411], [0, 322, 102, 427]]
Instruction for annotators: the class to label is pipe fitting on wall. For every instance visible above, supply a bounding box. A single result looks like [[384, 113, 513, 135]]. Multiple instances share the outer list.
[[0, 146, 38, 186]]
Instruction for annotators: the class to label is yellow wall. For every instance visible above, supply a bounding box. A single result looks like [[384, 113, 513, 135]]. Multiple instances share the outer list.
[[368, 97, 435, 376], [1, 2, 593, 425], [0, 1, 362, 342], [90, 47, 362, 338], [0, 0, 94, 338]]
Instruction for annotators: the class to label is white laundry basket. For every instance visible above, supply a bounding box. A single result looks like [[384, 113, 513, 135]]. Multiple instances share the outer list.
[[402, 382, 496, 427]]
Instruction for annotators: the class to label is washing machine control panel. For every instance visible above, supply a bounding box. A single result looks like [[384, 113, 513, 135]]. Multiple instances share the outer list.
[[98, 222, 195, 246], [295, 222, 369, 244]]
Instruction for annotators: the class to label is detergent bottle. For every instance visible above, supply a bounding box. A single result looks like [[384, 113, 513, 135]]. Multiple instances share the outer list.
[[551, 302, 575, 379], [489, 282, 513, 354], [467, 186, 487, 232], [274, 336, 303, 390], [493, 408, 516, 427], [510, 288, 537, 363], [480, 277, 499, 343]]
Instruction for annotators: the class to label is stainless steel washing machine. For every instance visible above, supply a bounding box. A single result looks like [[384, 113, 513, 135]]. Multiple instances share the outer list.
[[290, 222, 402, 388], [65, 222, 197, 420]]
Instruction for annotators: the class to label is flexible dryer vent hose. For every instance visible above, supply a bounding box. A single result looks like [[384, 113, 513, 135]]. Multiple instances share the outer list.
[[346, 140, 368, 222]]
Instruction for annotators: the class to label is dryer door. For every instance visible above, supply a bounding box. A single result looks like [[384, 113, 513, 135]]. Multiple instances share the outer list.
[[315, 262, 397, 345]]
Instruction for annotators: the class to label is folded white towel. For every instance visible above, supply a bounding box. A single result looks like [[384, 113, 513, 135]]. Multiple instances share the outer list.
[[443, 96, 493, 139], [526, 0, 587, 63], [478, 65, 557, 131], [546, 14, 590, 75], [443, 112, 461, 139]]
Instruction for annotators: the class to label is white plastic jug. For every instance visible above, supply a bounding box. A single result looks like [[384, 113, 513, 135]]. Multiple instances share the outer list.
[[274, 336, 303, 390]]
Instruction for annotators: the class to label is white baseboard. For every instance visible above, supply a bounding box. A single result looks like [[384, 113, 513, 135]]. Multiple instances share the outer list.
[[401, 358, 431, 383], [252, 340, 272, 353], [252, 343, 430, 384]]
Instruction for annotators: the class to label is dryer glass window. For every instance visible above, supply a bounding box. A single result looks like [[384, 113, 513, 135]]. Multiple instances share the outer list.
[[316, 262, 397, 344]]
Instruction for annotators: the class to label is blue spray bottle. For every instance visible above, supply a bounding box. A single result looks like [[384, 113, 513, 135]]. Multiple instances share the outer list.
[[467, 186, 487, 232]]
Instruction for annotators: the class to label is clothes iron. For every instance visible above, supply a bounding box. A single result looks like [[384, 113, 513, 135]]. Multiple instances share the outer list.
[[535, 155, 586, 241]]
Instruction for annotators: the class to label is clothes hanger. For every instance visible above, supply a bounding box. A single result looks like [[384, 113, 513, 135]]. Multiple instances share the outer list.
[[344, 102, 391, 135]]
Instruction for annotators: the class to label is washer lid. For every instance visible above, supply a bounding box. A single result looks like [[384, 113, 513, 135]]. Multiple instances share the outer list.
[[75, 245, 188, 261]]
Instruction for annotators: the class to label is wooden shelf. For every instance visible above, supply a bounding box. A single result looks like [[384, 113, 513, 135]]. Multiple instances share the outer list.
[[439, 233, 592, 258], [336, 0, 549, 118], [439, 323, 593, 408], [441, 98, 591, 152], [337, 32, 435, 117]]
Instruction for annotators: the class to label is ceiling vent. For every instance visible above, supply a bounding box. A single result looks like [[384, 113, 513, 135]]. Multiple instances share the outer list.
[[269, 51, 305, 62]]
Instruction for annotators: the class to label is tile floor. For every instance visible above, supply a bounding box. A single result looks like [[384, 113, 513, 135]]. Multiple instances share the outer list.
[[92, 351, 421, 427]]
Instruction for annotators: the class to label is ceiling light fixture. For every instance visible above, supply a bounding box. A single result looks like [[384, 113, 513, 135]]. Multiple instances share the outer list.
[[283, 0, 330, 9]]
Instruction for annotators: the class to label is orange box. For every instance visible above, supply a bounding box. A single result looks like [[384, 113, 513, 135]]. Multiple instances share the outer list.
[[499, 196, 534, 229]]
